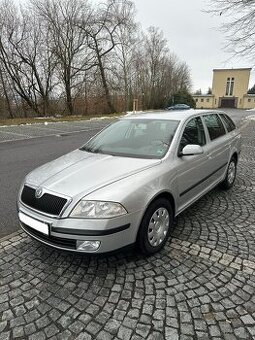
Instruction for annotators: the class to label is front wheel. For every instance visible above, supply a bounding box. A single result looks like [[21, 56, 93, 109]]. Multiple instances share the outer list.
[[137, 198, 173, 255], [220, 157, 237, 190]]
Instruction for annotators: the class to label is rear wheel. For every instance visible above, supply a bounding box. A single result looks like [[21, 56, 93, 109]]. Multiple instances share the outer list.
[[137, 198, 173, 255], [220, 157, 237, 190]]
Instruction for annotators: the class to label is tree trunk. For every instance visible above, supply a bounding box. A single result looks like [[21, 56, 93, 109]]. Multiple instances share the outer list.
[[0, 69, 14, 118], [96, 50, 116, 114]]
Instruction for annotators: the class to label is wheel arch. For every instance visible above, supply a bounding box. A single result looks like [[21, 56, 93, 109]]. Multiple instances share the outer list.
[[148, 191, 176, 217], [136, 191, 176, 254], [135, 191, 176, 240], [139, 190, 176, 226], [231, 151, 238, 164]]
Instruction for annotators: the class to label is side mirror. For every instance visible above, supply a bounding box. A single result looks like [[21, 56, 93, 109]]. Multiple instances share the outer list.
[[180, 144, 204, 156]]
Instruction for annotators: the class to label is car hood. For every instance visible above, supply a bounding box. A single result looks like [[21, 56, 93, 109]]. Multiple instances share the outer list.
[[26, 149, 161, 197]]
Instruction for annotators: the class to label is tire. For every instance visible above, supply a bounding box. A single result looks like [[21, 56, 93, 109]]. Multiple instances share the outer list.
[[220, 157, 237, 190], [137, 198, 173, 255]]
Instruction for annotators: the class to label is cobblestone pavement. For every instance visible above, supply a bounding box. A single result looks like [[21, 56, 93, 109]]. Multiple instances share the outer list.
[[0, 119, 255, 340], [0, 119, 111, 143]]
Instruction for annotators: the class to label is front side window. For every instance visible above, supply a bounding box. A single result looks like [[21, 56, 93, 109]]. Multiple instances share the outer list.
[[203, 114, 226, 140], [81, 119, 179, 159], [179, 117, 206, 152]]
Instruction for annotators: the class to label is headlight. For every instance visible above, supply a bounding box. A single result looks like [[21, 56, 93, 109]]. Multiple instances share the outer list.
[[70, 200, 127, 219]]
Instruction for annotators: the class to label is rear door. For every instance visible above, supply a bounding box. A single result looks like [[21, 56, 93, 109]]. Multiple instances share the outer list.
[[201, 113, 229, 184]]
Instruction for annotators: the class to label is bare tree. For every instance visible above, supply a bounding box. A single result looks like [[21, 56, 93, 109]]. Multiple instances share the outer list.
[[131, 27, 192, 110], [206, 0, 255, 58], [174, 62, 192, 91], [107, 0, 137, 111], [0, 1, 38, 115], [0, 0, 58, 116], [144, 27, 168, 108], [78, 0, 135, 113], [0, 0, 193, 118], [32, 0, 92, 115], [133, 27, 192, 109], [194, 89, 202, 95]]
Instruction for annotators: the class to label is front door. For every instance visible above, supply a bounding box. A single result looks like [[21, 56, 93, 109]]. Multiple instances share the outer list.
[[175, 116, 211, 213]]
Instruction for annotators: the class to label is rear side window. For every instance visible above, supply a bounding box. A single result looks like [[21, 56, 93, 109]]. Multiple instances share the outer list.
[[203, 114, 226, 140], [219, 114, 236, 132]]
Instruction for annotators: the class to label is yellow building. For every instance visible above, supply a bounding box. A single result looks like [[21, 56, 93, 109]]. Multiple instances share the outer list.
[[193, 68, 255, 109]]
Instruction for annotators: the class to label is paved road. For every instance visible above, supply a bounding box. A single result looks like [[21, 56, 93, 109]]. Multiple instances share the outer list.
[[0, 117, 254, 339], [0, 119, 111, 143], [0, 121, 110, 238]]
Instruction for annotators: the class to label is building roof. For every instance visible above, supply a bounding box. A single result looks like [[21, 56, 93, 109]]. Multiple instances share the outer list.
[[213, 68, 252, 72], [192, 94, 214, 97]]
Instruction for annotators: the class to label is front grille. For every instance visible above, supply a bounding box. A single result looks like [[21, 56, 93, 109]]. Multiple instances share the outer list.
[[22, 223, 76, 250], [21, 185, 67, 216]]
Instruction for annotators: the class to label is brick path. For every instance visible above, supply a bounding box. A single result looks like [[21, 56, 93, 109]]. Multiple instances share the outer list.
[[0, 119, 255, 339]]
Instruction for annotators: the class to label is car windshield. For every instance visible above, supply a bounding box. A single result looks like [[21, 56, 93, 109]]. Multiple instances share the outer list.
[[80, 119, 180, 159]]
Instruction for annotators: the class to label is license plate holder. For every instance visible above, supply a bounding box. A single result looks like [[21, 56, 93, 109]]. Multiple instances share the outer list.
[[19, 212, 49, 236]]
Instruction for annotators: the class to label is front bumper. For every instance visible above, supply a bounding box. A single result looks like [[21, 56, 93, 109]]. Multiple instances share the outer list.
[[18, 202, 142, 253]]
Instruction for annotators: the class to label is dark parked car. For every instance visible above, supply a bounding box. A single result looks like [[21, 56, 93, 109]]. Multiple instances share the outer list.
[[167, 104, 191, 110]]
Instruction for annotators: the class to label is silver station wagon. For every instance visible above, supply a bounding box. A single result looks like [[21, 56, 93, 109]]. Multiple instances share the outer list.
[[17, 110, 241, 255]]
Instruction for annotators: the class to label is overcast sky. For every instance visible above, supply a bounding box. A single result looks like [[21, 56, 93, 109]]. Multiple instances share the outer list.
[[17, 0, 255, 92], [132, 0, 255, 93]]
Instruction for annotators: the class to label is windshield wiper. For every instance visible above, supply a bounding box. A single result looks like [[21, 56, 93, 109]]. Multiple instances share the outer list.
[[80, 146, 92, 152], [80, 146, 103, 154]]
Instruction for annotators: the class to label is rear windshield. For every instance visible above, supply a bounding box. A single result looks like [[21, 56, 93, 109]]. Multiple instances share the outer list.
[[81, 119, 180, 159]]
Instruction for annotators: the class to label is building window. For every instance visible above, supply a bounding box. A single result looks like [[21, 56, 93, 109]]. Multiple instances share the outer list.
[[195, 98, 198, 102], [226, 78, 230, 96], [206, 98, 210, 102], [201, 98, 204, 102], [248, 98, 251, 102], [230, 77, 234, 95], [225, 77, 234, 96]]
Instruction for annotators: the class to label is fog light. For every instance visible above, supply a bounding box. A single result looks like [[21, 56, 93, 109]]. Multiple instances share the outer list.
[[77, 240, 101, 252]]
